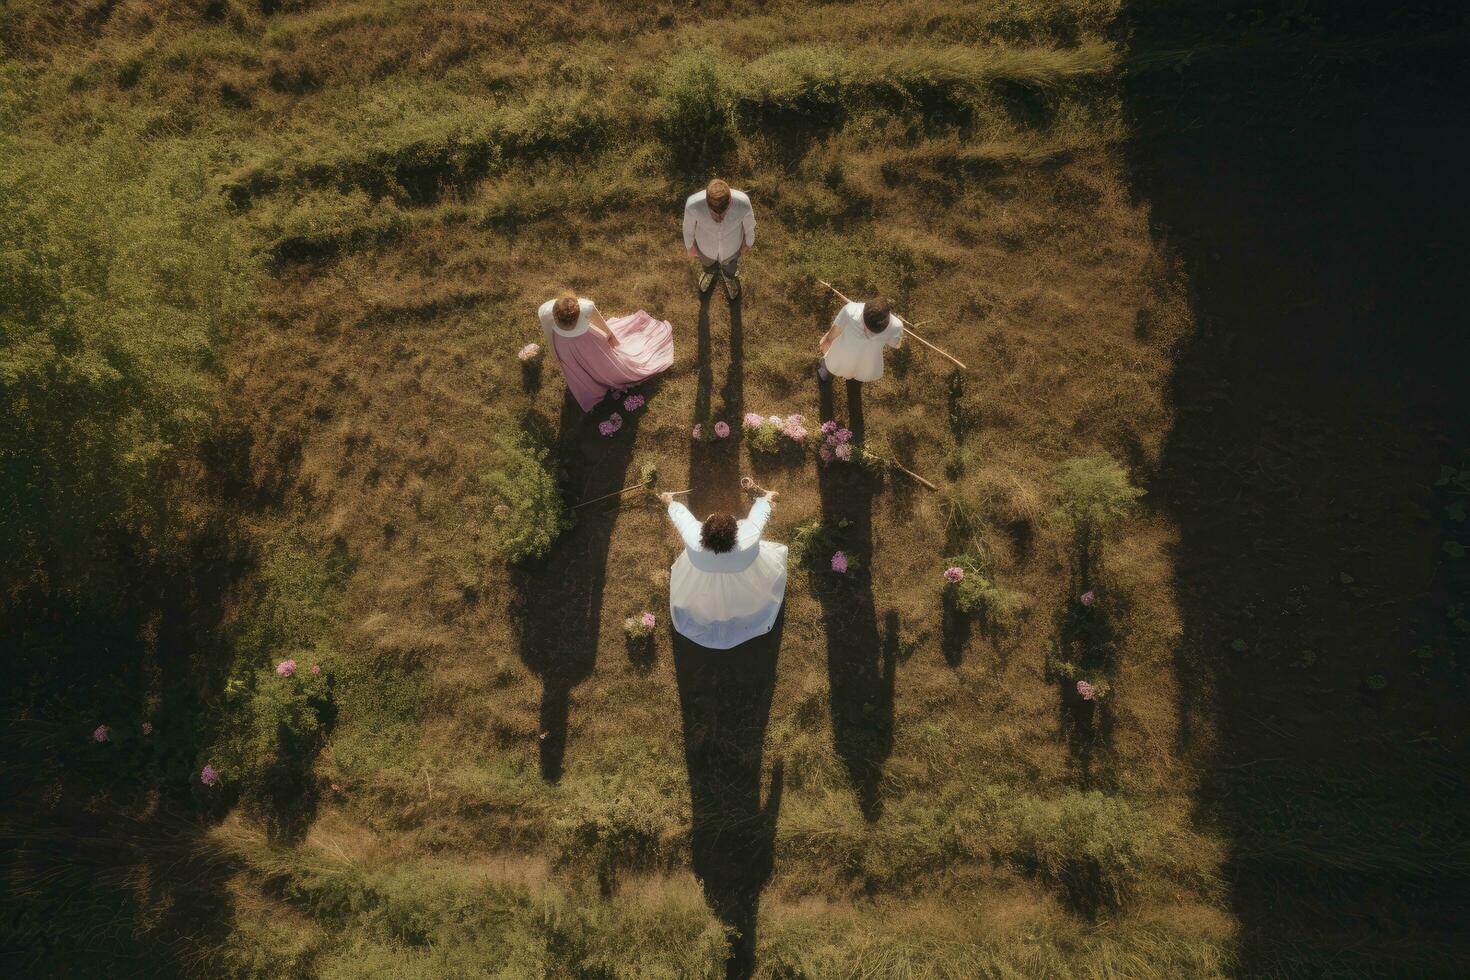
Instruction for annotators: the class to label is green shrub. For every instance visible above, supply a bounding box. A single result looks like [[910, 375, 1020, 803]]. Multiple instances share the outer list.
[[251, 189, 408, 261], [658, 49, 734, 174], [486, 430, 567, 564], [1049, 455, 1142, 551]]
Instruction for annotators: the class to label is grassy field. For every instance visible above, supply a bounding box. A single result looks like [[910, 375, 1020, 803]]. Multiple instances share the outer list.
[[3, 1, 1467, 977]]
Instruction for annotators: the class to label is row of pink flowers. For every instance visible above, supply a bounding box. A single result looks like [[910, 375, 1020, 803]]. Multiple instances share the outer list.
[[598, 412, 624, 437], [692, 421, 732, 439], [818, 420, 854, 463], [744, 412, 809, 443]]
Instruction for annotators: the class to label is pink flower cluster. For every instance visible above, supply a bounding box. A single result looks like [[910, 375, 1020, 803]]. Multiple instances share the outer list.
[[623, 394, 646, 412], [517, 343, 541, 362], [944, 566, 964, 584], [598, 412, 624, 437], [1076, 680, 1096, 701], [714, 421, 730, 438], [141, 722, 154, 736], [200, 764, 221, 787], [640, 612, 656, 628], [831, 551, 849, 573], [818, 421, 854, 463], [743, 412, 809, 443], [691, 423, 702, 439], [276, 659, 297, 678], [1080, 590, 1096, 607], [93, 725, 110, 743], [311, 664, 322, 676]]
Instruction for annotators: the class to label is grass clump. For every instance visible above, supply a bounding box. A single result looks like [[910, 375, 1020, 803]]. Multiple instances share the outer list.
[[1050, 454, 1143, 556], [944, 550, 1025, 630], [1013, 789, 1160, 915], [486, 429, 567, 564]]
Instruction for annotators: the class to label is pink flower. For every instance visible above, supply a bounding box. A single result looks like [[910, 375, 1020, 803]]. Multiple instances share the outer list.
[[331, 783, 343, 792], [786, 414, 806, 426], [276, 659, 297, 677], [785, 425, 808, 441], [623, 394, 645, 412], [641, 612, 656, 628], [517, 343, 541, 362], [820, 420, 837, 435], [92, 725, 110, 743], [310, 664, 322, 676], [200, 764, 220, 786], [831, 551, 848, 573], [598, 413, 623, 437], [1076, 680, 1095, 701], [834, 442, 853, 461], [819, 446, 833, 463], [835, 428, 852, 443], [141, 722, 153, 736], [714, 421, 731, 438], [1080, 590, 1096, 607], [691, 423, 702, 439], [944, 566, 964, 584], [743, 412, 765, 429]]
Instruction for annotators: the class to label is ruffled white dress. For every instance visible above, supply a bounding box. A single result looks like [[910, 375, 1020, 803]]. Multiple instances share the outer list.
[[823, 301, 903, 382], [667, 498, 788, 650]]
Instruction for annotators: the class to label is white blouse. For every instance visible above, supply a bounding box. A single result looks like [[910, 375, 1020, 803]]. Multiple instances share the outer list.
[[823, 302, 903, 382], [667, 498, 771, 573], [537, 297, 594, 338]]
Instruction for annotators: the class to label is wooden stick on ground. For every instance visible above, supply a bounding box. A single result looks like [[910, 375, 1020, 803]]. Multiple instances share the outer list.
[[572, 481, 649, 510], [883, 458, 939, 491], [817, 278, 968, 371]]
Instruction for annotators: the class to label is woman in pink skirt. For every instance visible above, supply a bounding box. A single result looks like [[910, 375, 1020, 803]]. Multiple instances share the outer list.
[[536, 293, 674, 412]]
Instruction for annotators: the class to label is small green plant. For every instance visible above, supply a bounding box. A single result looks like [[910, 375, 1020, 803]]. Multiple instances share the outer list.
[[943, 551, 1023, 630], [1013, 790, 1157, 914], [1050, 455, 1142, 553], [623, 611, 656, 652], [486, 430, 567, 564]]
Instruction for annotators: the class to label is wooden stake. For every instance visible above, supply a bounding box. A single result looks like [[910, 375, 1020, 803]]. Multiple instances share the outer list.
[[817, 278, 968, 371]]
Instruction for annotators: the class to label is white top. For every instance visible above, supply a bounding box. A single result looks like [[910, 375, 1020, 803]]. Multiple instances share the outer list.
[[682, 189, 756, 262], [537, 297, 594, 338], [668, 498, 770, 573], [823, 302, 903, 382]]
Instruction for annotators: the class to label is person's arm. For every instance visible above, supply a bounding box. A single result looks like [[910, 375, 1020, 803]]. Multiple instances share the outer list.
[[741, 198, 755, 253], [683, 201, 699, 257], [818, 323, 840, 355], [739, 493, 776, 545], [588, 305, 619, 347], [888, 316, 904, 349], [665, 499, 704, 551]]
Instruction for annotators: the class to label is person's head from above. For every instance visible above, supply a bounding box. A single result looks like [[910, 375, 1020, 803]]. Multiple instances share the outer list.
[[700, 513, 738, 553], [552, 292, 580, 328], [706, 178, 731, 218], [863, 296, 892, 333]]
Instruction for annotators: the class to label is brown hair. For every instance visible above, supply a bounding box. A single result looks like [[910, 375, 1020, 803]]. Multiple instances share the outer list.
[[552, 292, 581, 327], [700, 513, 738, 553], [706, 178, 731, 211], [863, 296, 892, 333]]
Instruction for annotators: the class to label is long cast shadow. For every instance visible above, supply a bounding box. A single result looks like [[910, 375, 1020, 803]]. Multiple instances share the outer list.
[[511, 392, 641, 782], [814, 379, 895, 821], [1122, 3, 1470, 972], [674, 292, 783, 978]]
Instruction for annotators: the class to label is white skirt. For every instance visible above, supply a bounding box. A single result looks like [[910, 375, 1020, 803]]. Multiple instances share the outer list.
[[670, 541, 789, 650]]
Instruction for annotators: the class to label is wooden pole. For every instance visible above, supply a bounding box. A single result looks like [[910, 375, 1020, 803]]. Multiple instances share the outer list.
[[572, 481, 649, 510], [886, 458, 939, 491], [817, 278, 968, 371]]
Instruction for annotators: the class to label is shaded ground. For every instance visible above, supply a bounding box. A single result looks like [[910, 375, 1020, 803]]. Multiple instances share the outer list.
[[1122, 1, 1470, 971]]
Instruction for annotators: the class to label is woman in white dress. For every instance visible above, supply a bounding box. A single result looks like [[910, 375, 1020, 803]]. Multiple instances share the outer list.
[[816, 295, 903, 383], [657, 488, 788, 650]]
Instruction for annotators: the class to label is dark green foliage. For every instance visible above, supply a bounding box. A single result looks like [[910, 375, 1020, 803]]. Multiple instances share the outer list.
[[658, 49, 735, 175], [486, 429, 567, 564]]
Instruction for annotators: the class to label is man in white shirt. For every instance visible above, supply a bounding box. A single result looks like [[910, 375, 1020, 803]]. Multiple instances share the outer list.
[[682, 178, 755, 301]]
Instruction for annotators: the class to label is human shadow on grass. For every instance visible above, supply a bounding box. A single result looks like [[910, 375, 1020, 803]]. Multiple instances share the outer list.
[[675, 294, 785, 978], [672, 618, 784, 980], [511, 392, 642, 783], [1048, 560, 1121, 787], [813, 378, 895, 821]]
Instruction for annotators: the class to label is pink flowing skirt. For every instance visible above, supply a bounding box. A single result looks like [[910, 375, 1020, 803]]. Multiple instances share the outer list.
[[551, 310, 674, 412]]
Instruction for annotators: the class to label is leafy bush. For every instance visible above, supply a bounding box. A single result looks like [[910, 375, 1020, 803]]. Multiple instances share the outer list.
[[486, 430, 567, 564], [1049, 455, 1142, 551], [658, 49, 734, 174], [0, 107, 254, 597]]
